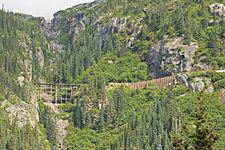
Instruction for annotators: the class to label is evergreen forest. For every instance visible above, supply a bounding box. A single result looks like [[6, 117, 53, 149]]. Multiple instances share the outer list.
[[0, 0, 225, 149]]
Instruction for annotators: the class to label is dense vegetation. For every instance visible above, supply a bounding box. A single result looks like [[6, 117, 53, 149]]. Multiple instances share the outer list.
[[0, 107, 50, 149], [0, 10, 50, 102], [48, 0, 225, 84], [76, 51, 148, 84], [0, 9, 54, 149], [60, 83, 225, 149], [0, 0, 225, 149], [57, 0, 225, 149]]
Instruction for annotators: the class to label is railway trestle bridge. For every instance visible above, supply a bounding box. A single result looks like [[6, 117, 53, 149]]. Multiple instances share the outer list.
[[34, 75, 177, 103], [33, 82, 83, 103]]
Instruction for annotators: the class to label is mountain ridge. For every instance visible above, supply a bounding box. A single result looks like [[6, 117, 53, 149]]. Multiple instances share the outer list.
[[1, 0, 225, 149]]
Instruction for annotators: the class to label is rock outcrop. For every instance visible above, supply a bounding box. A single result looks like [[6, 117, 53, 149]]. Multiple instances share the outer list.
[[190, 77, 214, 93], [41, 1, 102, 51], [41, 1, 143, 56], [3, 100, 39, 128], [176, 74, 189, 87], [18, 73, 25, 87], [36, 47, 45, 68], [209, 3, 225, 17], [176, 74, 214, 94], [147, 37, 198, 78], [43, 103, 69, 149]]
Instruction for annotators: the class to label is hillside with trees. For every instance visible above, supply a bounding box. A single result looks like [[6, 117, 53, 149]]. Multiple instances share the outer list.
[[0, 0, 225, 149]]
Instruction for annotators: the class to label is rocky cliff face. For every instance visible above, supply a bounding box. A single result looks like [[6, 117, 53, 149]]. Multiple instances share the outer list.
[[147, 37, 199, 78], [41, 1, 104, 51], [42, 1, 144, 54], [3, 100, 39, 128], [37, 1, 225, 81]]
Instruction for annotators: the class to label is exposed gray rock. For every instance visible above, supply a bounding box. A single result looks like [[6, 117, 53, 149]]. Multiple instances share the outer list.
[[18, 74, 25, 87], [16, 29, 35, 82], [43, 103, 69, 149], [36, 47, 45, 68], [147, 37, 198, 78], [209, 3, 225, 17], [192, 63, 211, 71], [205, 86, 214, 94], [24, 59, 33, 82], [176, 74, 189, 87], [37, 1, 145, 69], [49, 40, 63, 52], [190, 77, 214, 93], [191, 77, 205, 92], [24, 50, 33, 82], [45, 7, 139, 54], [38, 16, 65, 53], [108, 17, 128, 33], [108, 60, 114, 64], [175, 74, 214, 94], [68, 12, 88, 42], [1, 100, 8, 108], [118, 17, 127, 31], [204, 78, 214, 94], [5, 101, 39, 128], [208, 19, 220, 26], [127, 25, 143, 47]]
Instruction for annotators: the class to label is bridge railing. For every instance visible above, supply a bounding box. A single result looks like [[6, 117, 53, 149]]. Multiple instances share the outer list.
[[108, 76, 177, 90], [127, 76, 176, 90]]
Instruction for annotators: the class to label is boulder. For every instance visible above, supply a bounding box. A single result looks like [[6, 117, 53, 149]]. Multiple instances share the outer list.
[[191, 77, 205, 92], [18, 74, 25, 87], [209, 3, 225, 17], [190, 77, 214, 93]]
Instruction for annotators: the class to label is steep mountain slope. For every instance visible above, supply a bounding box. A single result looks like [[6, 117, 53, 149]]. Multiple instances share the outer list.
[[43, 0, 225, 82], [1, 0, 225, 150], [43, 0, 225, 149], [0, 11, 53, 149]]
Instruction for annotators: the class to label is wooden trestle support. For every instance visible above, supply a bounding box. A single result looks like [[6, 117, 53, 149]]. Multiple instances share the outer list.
[[34, 83, 82, 103]]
